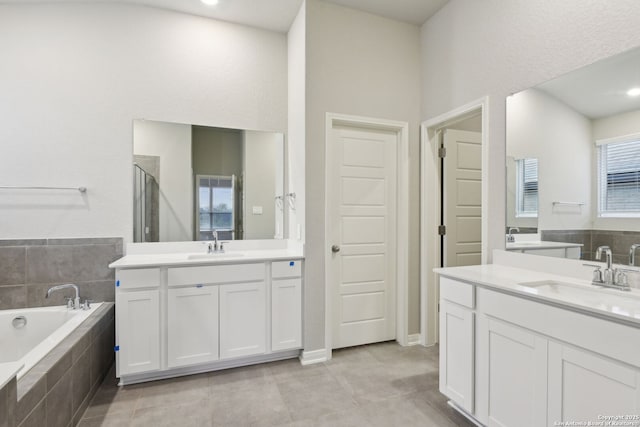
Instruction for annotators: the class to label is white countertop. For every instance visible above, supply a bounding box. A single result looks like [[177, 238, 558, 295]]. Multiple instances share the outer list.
[[109, 249, 304, 269], [506, 241, 583, 250], [0, 362, 23, 389], [435, 264, 640, 326]]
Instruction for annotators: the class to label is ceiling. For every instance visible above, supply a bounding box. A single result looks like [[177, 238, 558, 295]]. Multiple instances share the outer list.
[[0, 0, 449, 32], [537, 46, 640, 119]]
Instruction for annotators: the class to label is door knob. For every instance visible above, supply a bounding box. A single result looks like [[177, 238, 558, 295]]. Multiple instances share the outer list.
[[331, 244, 340, 253]]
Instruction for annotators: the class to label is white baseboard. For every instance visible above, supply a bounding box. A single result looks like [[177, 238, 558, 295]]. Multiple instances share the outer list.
[[299, 348, 328, 365], [407, 334, 421, 346]]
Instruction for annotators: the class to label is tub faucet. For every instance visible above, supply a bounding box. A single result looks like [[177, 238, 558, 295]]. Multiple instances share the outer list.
[[46, 284, 80, 310], [630, 244, 640, 266]]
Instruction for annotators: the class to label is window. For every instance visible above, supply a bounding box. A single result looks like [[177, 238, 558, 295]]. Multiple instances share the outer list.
[[197, 175, 236, 240], [516, 158, 538, 217], [598, 139, 640, 216]]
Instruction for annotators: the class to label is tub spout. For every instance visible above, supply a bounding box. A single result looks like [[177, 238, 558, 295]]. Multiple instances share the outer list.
[[46, 284, 80, 310]]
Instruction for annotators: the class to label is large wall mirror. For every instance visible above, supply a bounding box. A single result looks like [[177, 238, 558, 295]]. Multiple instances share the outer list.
[[132, 119, 285, 242], [506, 46, 640, 263]]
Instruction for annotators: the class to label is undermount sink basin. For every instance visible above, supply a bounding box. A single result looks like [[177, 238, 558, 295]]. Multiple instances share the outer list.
[[187, 252, 245, 260], [519, 280, 640, 312]]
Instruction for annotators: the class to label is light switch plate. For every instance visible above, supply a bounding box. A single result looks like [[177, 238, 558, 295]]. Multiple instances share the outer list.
[[252, 206, 263, 215]]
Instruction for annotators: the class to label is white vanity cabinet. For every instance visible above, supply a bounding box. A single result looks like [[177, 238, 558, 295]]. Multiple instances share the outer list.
[[438, 274, 640, 427], [113, 257, 303, 385], [114, 268, 161, 376]]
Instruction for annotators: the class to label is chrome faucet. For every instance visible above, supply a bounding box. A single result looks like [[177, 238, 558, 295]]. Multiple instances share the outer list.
[[46, 284, 80, 309], [589, 246, 631, 291], [630, 244, 640, 266], [506, 227, 520, 243], [212, 230, 219, 252]]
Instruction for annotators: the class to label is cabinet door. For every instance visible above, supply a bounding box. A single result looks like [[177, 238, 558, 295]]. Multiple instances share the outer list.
[[219, 282, 266, 359], [167, 286, 219, 368], [116, 289, 160, 376], [439, 300, 474, 414], [479, 316, 547, 427], [272, 278, 302, 351], [548, 342, 640, 425]]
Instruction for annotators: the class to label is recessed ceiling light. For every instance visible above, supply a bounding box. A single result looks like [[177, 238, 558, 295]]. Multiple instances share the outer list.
[[201, 0, 219, 5], [627, 87, 640, 97]]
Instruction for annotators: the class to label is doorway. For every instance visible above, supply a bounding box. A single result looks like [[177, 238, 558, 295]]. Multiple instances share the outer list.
[[325, 113, 410, 357], [420, 98, 489, 346]]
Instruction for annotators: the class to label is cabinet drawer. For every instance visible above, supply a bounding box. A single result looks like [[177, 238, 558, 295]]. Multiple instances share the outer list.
[[168, 263, 264, 286], [440, 276, 474, 308], [272, 260, 302, 278], [116, 268, 160, 289]]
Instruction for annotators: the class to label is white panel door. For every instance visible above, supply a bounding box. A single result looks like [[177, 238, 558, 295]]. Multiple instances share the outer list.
[[548, 342, 640, 425], [219, 282, 266, 359], [116, 289, 160, 376], [271, 278, 302, 351], [444, 129, 482, 267], [330, 125, 397, 349], [439, 300, 474, 414], [167, 286, 219, 368], [480, 316, 548, 427]]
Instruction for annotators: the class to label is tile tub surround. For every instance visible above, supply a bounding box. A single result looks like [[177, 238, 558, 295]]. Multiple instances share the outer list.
[[0, 238, 123, 310], [77, 342, 475, 427], [0, 377, 17, 427], [14, 302, 114, 427]]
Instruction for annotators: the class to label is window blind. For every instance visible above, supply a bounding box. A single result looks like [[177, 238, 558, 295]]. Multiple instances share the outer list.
[[517, 158, 538, 216], [599, 140, 640, 214]]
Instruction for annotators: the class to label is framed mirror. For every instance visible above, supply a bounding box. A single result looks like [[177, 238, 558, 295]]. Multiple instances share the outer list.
[[132, 119, 285, 243], [506, 46, 640, 263]]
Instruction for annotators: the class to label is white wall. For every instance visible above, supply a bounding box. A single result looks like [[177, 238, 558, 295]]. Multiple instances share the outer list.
[[133, 120, 192, 241], [592, 109, 640, 231], [243, 131, 283, 239], [0, 3, 287, 240], [506, 89, 592, 231], [421, 0, 640, 258], [304, 0, 422, 350], [287, 2, 306, 242]]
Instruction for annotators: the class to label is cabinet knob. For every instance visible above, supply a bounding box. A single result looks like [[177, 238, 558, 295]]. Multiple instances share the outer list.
[[331, 244, 340, 253]]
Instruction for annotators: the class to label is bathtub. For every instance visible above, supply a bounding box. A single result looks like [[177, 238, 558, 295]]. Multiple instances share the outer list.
[[0, 303, 102, 381]]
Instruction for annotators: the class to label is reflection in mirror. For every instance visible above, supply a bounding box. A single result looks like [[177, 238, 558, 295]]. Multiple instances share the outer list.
[[506, 156, 538, 233], [132, 119, 285, 242], [506, 46, 640, 263]]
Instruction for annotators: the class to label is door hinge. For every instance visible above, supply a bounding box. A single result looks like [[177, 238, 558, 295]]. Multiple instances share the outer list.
[[438, 225, 446, 236], [438, 303, 440, 313], [438, 146, 446, 158]]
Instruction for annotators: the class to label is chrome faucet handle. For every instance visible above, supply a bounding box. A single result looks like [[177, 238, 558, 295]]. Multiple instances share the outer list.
[[583, 264, 603, 283], [219, 242, 225, 252], [64, 297, 74, 309], [82, 299, 94, 310]]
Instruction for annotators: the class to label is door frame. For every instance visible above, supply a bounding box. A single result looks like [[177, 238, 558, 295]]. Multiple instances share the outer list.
[[324, 112, 410, 360], [420, 96, 489, 347]]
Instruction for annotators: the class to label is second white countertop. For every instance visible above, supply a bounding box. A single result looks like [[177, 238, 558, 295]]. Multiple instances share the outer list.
[[435, 264, 640, 326]]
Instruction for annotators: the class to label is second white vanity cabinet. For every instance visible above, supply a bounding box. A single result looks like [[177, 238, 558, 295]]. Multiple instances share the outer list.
[[437, 271, 640, 427]]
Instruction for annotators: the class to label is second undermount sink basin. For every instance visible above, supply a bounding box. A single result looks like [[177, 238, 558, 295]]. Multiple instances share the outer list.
[[519, 280, 640, 312], [187, 252, 245, 260]]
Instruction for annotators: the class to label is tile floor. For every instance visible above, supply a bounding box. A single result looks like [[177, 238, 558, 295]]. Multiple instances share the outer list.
[[77, 342, 475, 426]]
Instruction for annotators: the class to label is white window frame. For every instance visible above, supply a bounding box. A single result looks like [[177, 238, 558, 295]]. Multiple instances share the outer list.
[[515, 158, 538, 218], [597, 134, 640, 218]]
